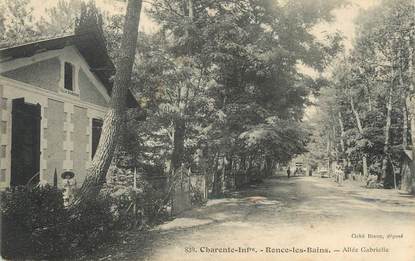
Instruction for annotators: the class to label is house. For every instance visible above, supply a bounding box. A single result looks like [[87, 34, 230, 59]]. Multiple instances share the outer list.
[[0, 32, 136, 189]]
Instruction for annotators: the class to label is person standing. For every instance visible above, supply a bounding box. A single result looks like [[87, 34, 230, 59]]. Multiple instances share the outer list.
[[287, 167, 291, 178], [61, 171, 77, 207], [335, 165, 344, 186]]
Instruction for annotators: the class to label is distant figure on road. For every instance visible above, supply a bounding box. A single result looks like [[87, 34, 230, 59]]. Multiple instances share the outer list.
[[287, 167, 291, 178], [335, 165, 344, 186]]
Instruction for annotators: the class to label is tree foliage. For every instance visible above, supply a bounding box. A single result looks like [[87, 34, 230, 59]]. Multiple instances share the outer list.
[[308, 0, 415, 189]]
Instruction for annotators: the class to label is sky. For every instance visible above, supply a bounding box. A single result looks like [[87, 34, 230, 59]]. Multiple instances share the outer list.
[[312, 0, 379, 50], [301, 0, 380, 121], [29, 0, 158, 32], [28, 0, 379, 44], [297, 0, 379, 78]]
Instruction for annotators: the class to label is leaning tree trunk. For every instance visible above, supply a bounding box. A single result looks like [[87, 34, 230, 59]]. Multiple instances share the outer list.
[[71, 0, 142, 207]]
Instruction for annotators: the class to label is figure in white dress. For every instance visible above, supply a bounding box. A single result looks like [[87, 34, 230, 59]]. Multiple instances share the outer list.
[[61, 171, 77, 207]]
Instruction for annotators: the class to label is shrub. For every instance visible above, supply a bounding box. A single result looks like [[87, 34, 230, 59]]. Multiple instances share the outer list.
[[142, 184, 170, 225], [1, 185, 118, 259], [69, 194, 117, 254], [104, 166, 170, 229], [1, 185, 70, 259]]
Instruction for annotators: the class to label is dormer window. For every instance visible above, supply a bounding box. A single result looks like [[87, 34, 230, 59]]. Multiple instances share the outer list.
[[64, 62, 74, 91], [61, 60, 79, 97]]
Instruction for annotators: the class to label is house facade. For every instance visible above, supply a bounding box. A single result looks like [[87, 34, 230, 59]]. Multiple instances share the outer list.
[[0, 33, 117, 189]]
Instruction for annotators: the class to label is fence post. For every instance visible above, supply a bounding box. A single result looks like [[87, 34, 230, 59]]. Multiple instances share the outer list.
[[133, 167, 137, 227], [53, 168, 58, 187]]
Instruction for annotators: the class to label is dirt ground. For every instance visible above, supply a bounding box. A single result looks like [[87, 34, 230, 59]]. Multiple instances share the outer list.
[[93, 176, 415, 261]]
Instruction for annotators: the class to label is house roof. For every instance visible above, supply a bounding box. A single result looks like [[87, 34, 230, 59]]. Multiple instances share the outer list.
[[0, 32, 138, 107]]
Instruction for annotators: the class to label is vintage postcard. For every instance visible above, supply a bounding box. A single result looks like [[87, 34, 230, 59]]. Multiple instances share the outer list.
[[0, 0, 414, 260]]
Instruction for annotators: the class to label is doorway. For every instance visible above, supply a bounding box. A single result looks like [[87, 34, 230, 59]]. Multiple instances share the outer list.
[[11, 98, 41, 187]]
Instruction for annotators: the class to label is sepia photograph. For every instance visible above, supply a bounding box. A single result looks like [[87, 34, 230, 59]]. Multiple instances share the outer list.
[[0, 0, 414, 260]]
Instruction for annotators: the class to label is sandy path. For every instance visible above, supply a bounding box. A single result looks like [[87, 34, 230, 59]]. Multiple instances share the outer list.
[[96, 176, 415, 261]]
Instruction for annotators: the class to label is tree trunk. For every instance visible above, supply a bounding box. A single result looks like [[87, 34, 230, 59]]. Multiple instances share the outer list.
[[221, 156, 227, 192], [403, 102, 408, 148], [407, 31, 415, 193], [332, 125, 339, 162], [338, 111, 350, 168], [171, 118, 186, 173], [382, 81, 394, 187], [265, 156, 273, 177], [368, 94, 372, 112], [271, 160, 277, 175], [224, 154, 233, 190], [248, 155, 253, 170], [326, 134, 332, 177], [350, 95, 369, 177], [170, 0, 194, 175], [240, 155, 246, 172], [338, 112, 345, 154], [365, 85, 372, 112], [212, 154, 222, 196], [339, 111, 349, 166], [397, 46, 408, 148], [71, 0, 142, 207]]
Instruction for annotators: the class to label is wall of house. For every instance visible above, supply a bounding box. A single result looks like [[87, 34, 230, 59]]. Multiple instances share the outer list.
[[45, 99, 65, 184], [0, 76, 106, 189], [1, 47, 110, 108], [78, 69, 108, 107], [0, 84, 7, 185], [0, 46, 110, 189], [1, 58, 61, 93], [72, 105, 89, 184]]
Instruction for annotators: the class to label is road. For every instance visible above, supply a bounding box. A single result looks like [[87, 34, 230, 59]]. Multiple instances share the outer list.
[[99, 176, 415, 261]]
